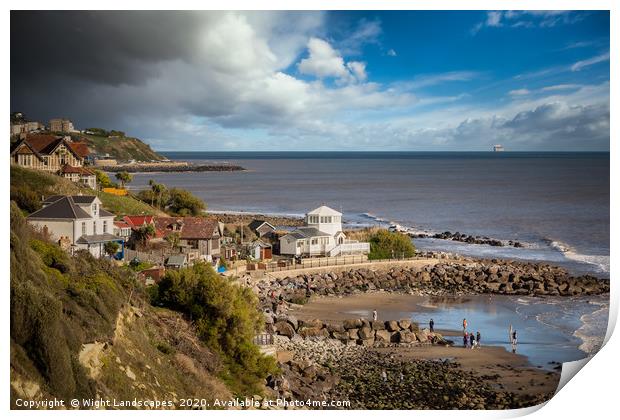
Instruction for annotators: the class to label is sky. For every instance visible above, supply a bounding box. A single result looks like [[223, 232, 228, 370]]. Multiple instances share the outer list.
[[10, 10, 610, 151]]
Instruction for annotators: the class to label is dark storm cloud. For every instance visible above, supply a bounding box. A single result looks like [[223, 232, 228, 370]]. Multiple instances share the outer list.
[[12, 11, 200, 86]]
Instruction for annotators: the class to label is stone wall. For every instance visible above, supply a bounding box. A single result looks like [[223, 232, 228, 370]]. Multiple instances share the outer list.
[[267, 315, 450, 347]]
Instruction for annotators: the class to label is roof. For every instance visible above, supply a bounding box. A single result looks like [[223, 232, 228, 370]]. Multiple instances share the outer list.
[[307, 205, 342, 216], [248, 219, 275, 231], [11, 134, 88, 159], [114, 221, 132, 228], [99, 209, 115, 218], [166, 254, 187, 266], [59, 164, 95, 175], [71, 195, 97, 204], [76, 233, 121, 244], [28, 196, 92, 220], [251, 240, 272, 248], [154, 217, 220, 240], [123, 215, 155, 228], [282, 226, 332, 240]]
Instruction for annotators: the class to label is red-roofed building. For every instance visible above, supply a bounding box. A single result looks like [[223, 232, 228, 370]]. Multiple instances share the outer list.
[[11, 133, 90, 173], [154, 217, 221, 261], [113, 220, 132, 241], [59, 164, 97, 189]]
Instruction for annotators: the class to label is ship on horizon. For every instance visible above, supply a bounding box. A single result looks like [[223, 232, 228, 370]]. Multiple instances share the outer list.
[[493, 144, 505, 152]]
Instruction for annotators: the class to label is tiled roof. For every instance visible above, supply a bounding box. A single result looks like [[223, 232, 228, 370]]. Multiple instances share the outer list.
[[114, 221, 132, 228], [12, 134, 89, 159], [67, 142, 90, 158], [282, 227, 332, 239], [154, 217, 220, 240], [99, 208, 115, 217], [70, 195, 97, 204], [123, 215, 155, 228], [28, 196, 92, 220], [59, 164, 94, 175]]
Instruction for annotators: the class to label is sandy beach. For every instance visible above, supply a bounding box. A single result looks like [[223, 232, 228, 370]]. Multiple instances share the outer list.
[[289, 292, 562, 395]]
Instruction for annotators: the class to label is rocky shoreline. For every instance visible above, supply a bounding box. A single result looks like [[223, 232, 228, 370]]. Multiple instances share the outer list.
[[268, 336, 554, 409], [99, 163, 245, 173], [257, 259, 609, 308], [413, 231, 523, 247], [209, 212, 304, 227]]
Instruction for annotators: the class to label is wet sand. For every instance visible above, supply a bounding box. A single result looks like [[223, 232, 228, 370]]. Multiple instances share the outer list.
[[289, 292, 561, 395]]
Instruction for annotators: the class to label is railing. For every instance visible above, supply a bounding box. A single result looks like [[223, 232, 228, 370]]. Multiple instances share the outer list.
[[259, 255, 429, 273], [253, 333, 274, 346], [328, 242, 371, 257]]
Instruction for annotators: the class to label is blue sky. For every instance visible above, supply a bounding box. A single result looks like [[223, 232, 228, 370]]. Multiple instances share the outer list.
[[12, 10, 610, 151]]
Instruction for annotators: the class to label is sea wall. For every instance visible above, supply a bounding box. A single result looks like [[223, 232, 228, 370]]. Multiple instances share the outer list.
[[258, 260, 609, 306], [267, 315, 450, 347]]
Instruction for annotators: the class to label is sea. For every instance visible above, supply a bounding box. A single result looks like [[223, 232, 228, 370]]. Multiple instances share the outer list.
[[127, 151, 610, 363]]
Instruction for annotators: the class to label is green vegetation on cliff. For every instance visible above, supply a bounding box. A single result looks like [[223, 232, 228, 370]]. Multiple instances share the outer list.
[[80, 131, 165, 162], [10, 202, 272, 407], [10, 165, 164, 217]]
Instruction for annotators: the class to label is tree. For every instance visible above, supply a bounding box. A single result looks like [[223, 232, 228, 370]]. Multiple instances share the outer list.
[[164, 232, 180, 250], [166, 188, 206, 216], [134, 224, 156, 246], [115, 171, 133, 188], [151, 182, 166, 210], [95, 170, 114, 189], [103, 241, 120, 258], [367, 230, 416, 260]]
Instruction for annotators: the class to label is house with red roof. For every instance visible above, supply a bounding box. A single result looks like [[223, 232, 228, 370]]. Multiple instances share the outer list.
[[154, 216, 221, 262], [11, 133, 90, 172]]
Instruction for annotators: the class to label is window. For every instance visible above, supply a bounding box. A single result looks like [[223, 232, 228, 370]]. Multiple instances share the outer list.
[[311, 238, 318, 245], [93, 221, 97, 234], [103, 221, 107, 233], [92, 204, 98, 216], [308, 215, 318, 224], [81, 222, 86, 235]]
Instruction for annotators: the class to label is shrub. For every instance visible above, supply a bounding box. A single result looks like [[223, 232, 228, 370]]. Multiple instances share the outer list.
[[367, 229, 416, 260], [166, 188, 206, 216], [155, 263, 277, 395]]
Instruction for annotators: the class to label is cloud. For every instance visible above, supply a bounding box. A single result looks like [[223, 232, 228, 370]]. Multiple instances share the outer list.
[[387, 49, 397, 57], [297, 37, 349, 79], [399, 71, 481, 90], [338, 18, 382, 55], [346, 61, 367, 82], [571, 52, 610, 71], [509, 89, 531, 96], [541, 84, 581, 91], [472, 11, 585, 34]]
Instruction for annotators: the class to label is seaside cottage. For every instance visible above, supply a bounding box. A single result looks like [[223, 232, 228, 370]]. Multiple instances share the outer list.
[[26, 195, 123, 258], [248, 220, 276, 238], [10, 133, 90, 172], [250, 239, 273, 260], [154, 217, 221, 262], [279, 206, 370, 257]]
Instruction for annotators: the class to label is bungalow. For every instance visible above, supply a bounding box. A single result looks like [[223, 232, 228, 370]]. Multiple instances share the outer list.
[[250, 240, 272, 260], [113, 220, 133, 242], [279, 205, 370, 257], [248, 220, 276, 238], [59, 164, 97, 190], [154, 217, 221, 262], [26, 195, 122, 258]]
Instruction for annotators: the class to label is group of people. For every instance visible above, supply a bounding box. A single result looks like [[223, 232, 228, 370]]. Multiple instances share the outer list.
[[460, 318, 482, 349]]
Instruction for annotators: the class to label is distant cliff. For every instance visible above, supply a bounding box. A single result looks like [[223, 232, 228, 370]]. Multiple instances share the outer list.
[[80, 132, 165, 162]]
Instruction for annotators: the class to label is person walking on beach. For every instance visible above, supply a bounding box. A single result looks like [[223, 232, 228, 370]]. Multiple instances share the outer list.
[[429, 318, 435, 332], [462, 318, 468, 332], [373, 309, 378, 322], [463, 332, 469, 348], [511, 330, 518, 353], [476, 331, 481, 348], [469, 332, 475, 349]]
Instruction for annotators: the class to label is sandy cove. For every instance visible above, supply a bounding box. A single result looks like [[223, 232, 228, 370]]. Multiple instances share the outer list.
[[286, 292, 561, 398]]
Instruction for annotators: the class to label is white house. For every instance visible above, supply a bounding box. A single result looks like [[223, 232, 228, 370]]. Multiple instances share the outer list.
[[279, 205, 370, 257], [27, 195, 122, 258]]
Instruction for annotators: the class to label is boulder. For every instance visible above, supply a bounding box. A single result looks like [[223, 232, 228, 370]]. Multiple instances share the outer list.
[[358, 338, 375, 347], [358, 326, 374, 340], [371, 320, 385, 330], [343, 319, 363, 330], [398, 319, 412, 330], [299, 326, 328, 338], [416, 330, 429, 343], [385, 320, 400, 332], [299, 319, 323, 329], [274, 321, 296, 338], [348, 328, 360, 340], [325, 322, 345, 333], [395, 330, 417, 344], [331, 331, 349, 342], [375, 330, 392, 342]]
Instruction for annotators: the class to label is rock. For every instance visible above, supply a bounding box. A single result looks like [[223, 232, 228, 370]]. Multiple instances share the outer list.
[[398, 319, 412, 330], [348, 328, 360, 340], [358, 338, 375, 347], [395, 330, 417, 344], [416, 330, 429, 343], [343, 319, 363, 330], [274, 321, 296, 338], [359, 326, 374, 340], [325, 322, 345, 333], [300, 319, 323, 329], [371, 320, 385, 330], [385, 320, 400, 332], [299, 326, 328, 338], [375, 330, 391, 342]]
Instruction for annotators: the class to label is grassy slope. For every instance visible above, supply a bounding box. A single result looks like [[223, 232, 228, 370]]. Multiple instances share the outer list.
[[10, 165, 166, 217], [81, 134, 165, 161], [10, 203, 232, 407]]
